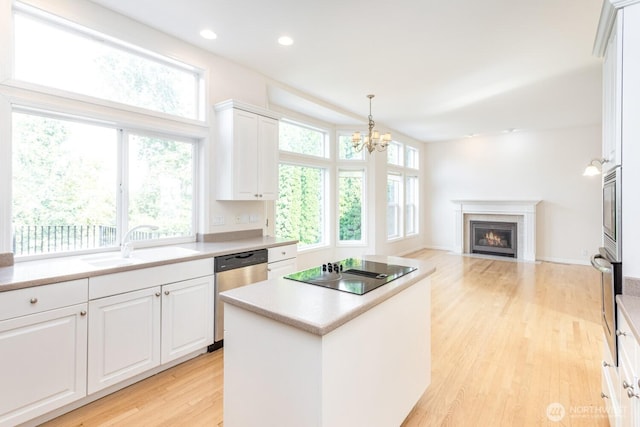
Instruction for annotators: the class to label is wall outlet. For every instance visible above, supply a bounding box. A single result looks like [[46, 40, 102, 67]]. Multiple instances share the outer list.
[[212, 215, 225, 226], [235, 215, 249, 224], [249, 214, 259, 223]]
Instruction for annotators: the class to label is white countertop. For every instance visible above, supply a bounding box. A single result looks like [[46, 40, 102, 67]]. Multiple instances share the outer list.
[[220, 255, 435, 336], [0, 237, 295, 292], [617, 294, 640, 343]]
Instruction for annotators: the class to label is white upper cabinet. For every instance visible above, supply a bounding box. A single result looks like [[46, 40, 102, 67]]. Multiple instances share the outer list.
[[215, 100, 280, 200], [602, 9, 622, 170]]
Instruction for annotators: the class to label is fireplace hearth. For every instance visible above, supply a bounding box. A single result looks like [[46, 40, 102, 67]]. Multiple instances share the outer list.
[[470, 221, 517, 258]]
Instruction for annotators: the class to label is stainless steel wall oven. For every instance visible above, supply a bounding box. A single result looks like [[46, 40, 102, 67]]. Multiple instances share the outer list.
[[591, 248, 623, 365], [603, 166, 622, 262]]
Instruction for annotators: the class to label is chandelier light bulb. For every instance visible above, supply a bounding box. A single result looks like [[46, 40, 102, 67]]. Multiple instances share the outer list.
[[351, 94, 391, 154]]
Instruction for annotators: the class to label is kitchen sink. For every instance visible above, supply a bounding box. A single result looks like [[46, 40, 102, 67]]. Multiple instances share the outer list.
[[80, 246, 200, 268], [80, 253, 144, 268]]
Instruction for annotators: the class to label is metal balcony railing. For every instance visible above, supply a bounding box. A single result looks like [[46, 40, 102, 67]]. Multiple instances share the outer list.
[[12, 225, 118, 256]]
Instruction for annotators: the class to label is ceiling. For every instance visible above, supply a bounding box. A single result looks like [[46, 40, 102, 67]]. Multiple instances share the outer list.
[[88, 0, 605, 142]]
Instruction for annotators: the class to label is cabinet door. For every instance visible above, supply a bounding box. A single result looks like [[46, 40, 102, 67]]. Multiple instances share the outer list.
[[233, 109, 260, 199], [268, 259, 297, 279], [602, 9, 622, 170], [161, 276, 214, 364], [88, 287, 161, 394], [0, 304, 87, 427], [257, 115, 279, 200]]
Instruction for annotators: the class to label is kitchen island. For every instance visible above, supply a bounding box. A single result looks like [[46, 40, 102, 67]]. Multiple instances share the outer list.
[[220, 255, 434, 427]]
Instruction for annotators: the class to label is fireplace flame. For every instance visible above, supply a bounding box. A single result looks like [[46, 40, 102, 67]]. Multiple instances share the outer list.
[[484, 231, 508, 248]]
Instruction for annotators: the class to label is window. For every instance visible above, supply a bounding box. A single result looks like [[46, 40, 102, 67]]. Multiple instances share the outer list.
[[387, 174, 402, 239], [11, 110, 196, 257], [405, 175, 419, 235], [338, 134, 364, 160], [127, 133, 194, 237], [13, 3, 203, 120], [276, 164, 326, 247], [279, 121, 328, 158], [387, 141, 403, 166], [276, 121, 331, 249], [12, 112, 118, 255], [387, 142, 420, 240], [406, 146, 419, 169], [338, 170, 365, 243]]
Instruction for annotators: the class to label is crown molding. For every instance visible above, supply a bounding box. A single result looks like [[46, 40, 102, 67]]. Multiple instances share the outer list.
[[593, 0, 640, 57]]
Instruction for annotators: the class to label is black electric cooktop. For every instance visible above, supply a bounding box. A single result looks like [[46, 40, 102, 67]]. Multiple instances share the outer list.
[[284, 258, 417, 295]]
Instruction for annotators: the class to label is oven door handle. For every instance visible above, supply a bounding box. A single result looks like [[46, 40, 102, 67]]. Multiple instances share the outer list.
[[591, 254, 612, 274]]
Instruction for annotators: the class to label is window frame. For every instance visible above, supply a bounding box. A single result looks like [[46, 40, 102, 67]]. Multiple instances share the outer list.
[[386, 172, 403, 241], [278, 119, 330, 159], [10, 107, 199, 260], [10, 1, 207, 124], [387, 141, 421, 241], [276, 156, 331, 251]]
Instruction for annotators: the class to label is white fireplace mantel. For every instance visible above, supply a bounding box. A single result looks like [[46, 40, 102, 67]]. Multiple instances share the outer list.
[[452, 200, 541, 262]]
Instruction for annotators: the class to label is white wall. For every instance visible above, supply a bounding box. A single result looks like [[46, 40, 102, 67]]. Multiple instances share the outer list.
[[424, 126, 602, 264]]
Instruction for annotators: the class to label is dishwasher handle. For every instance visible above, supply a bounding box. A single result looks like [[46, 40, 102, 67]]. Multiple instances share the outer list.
[[215, 249, 268, 272]]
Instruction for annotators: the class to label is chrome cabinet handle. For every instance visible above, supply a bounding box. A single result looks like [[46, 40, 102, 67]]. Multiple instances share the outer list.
[[616, 330, 627, 337], [602, 360, 613, 368], [164, 290, 170, 295], [80, 310, 87, 316], [30, 297, 38, 304], [627, 389, 639, 399], [623, 380, 632, 389], [155, 292, 161, 297], [601, 392, 609, 399]]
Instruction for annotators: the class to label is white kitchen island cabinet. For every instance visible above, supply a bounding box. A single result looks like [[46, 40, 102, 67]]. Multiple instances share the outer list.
[[221, 255, 434, 427]]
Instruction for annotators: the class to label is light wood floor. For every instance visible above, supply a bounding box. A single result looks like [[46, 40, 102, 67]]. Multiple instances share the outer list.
[[43, 250, 608, 426]]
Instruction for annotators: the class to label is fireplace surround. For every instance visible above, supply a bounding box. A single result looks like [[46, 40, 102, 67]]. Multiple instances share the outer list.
[[452, 200, 540, 262]]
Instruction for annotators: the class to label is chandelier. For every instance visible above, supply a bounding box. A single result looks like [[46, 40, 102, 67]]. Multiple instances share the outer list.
[[351, 94, 391, 153]]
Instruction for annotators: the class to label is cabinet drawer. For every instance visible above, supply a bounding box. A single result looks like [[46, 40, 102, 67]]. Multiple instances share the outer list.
[[268, 244, 297, 263], [267, 259, 297, 279], [617, 307, 639, 378], [89, 258, 214, 300], [0, 279, 88, 321]]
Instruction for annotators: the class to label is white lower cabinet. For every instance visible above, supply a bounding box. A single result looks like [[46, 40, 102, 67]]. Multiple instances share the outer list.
[[161, 276, 214, 363], [0, 257, 215, 425], [88, 270, 214, 394], [0, 303, 88, 427], [602, 337, 620, 427], [617, 307, 640, 427], [267, 244, 297, 279], [88, 287, 162, 394]]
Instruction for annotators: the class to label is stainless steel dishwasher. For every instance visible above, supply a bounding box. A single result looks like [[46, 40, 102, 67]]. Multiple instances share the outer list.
[[209, 248, 268, 350]]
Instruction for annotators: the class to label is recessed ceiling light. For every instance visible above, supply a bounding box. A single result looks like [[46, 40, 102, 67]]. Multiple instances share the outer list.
[[278, 36, 294, 46], [200, 29, 217, 40]]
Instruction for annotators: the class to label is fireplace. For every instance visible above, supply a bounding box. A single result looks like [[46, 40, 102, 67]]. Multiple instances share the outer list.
[[470, 221, 517, 258]]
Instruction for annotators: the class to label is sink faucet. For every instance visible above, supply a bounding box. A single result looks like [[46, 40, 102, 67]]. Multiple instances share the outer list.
[[121, 225, 159, 258]]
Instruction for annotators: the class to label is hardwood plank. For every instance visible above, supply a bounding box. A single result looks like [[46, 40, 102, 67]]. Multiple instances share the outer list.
[[43, 250, 608, 426]]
